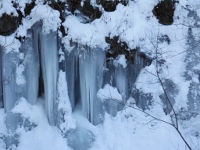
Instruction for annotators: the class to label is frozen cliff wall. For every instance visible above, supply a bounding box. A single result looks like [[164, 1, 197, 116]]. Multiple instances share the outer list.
[[1, 0, 200, 149]]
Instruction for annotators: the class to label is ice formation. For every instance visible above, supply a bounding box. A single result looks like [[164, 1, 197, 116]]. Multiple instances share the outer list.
[[0, 0, 200, 150], [1, 21, 150, 146]]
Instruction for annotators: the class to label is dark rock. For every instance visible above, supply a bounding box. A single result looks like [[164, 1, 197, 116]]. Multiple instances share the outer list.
[[15, 36, 25, 42], [49, 1, 66, 20], [66, 0, 102, 22], [67, 0, 81, 14], [0, 13, 18, 36], [153, 0, 176, 25], [49, 1, 67, 36], [60, 25, 67, 37], [24, 1, 36, 16], [100, 0, 128, 12], [101, 0, 118, 12], [158, 34, 171, 44], [16, 10, 23, 25], [105, 36, 152, 66], [105, 36, 130, 61], [82, 2, 102, 20], [12, 1, 35, 28]]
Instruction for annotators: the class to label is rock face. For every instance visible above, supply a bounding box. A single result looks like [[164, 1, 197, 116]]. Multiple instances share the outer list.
[[99, 0, 128, 12], [105, 36, 152, 66], [82, 2, 102, 20], [153, 0, 175, 25], [0, 13, 18, 36]]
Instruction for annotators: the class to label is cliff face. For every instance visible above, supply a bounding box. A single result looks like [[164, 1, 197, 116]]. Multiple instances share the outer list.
[[0, 0, 200, 150]]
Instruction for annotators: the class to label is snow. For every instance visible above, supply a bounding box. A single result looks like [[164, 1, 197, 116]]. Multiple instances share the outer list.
[[63, 1, 158, 51], [11, 98, 72, 150], [17, 4, 61, 37], [57, 70, 76, 132], [97, 84, 122, 102], [0, 0, 200, 149], [0, 2, 18, 17], [114, 55, 127, 68]]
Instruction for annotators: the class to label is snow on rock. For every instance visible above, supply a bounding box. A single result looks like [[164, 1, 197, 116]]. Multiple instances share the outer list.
[[12, 97, 41, 124], [11, 97, 72, 150], [63, 1, 158, 52], [114, 54, 127, 68], [92, 105, 186, 150], [57, 70, 76, 132], [0, 2, 18, 17], [17, 4, 61, 37], [97, 84, 122, 102]]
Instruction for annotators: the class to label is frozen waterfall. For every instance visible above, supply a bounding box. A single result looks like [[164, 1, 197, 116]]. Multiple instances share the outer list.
[[0, 47, 2, 108], [65, 45, 105, 125], [1, 23, 152, 148], [39, 32, 58, 125]]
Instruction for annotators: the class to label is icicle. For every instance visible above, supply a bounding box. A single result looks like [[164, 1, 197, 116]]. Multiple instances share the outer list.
[[2, 51, 20, 112], [40, 31, 58, 125], [102, 52, 148, 116], [23, 30, 40, 105], [114, 65, 128, 102], [64, 48, 80, 110], [0, 47, 2, 108], [79, 46, 105, 125]]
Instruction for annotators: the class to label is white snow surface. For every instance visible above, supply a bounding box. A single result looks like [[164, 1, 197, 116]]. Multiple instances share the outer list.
[[97, 84, 122, 102], [114, 55, 127, 68], [11, 98, 72, 150], [57, 71, 76, 131]]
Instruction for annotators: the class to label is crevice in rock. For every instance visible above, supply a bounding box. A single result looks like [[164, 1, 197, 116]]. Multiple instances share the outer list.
[[38, 64, 45, 97], [37, 36, 45, 97]]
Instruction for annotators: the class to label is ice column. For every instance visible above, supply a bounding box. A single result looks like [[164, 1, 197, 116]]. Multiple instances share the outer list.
[[114, 66, 128, 102], [65, 48, 80, 110], [79, 46, 105, 125], [0, 47, 2, 108], [23, 30, 40, 104], [102, 51, 150, 116], [2, 51, 20, 112], [40, 32, 58, 125]]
